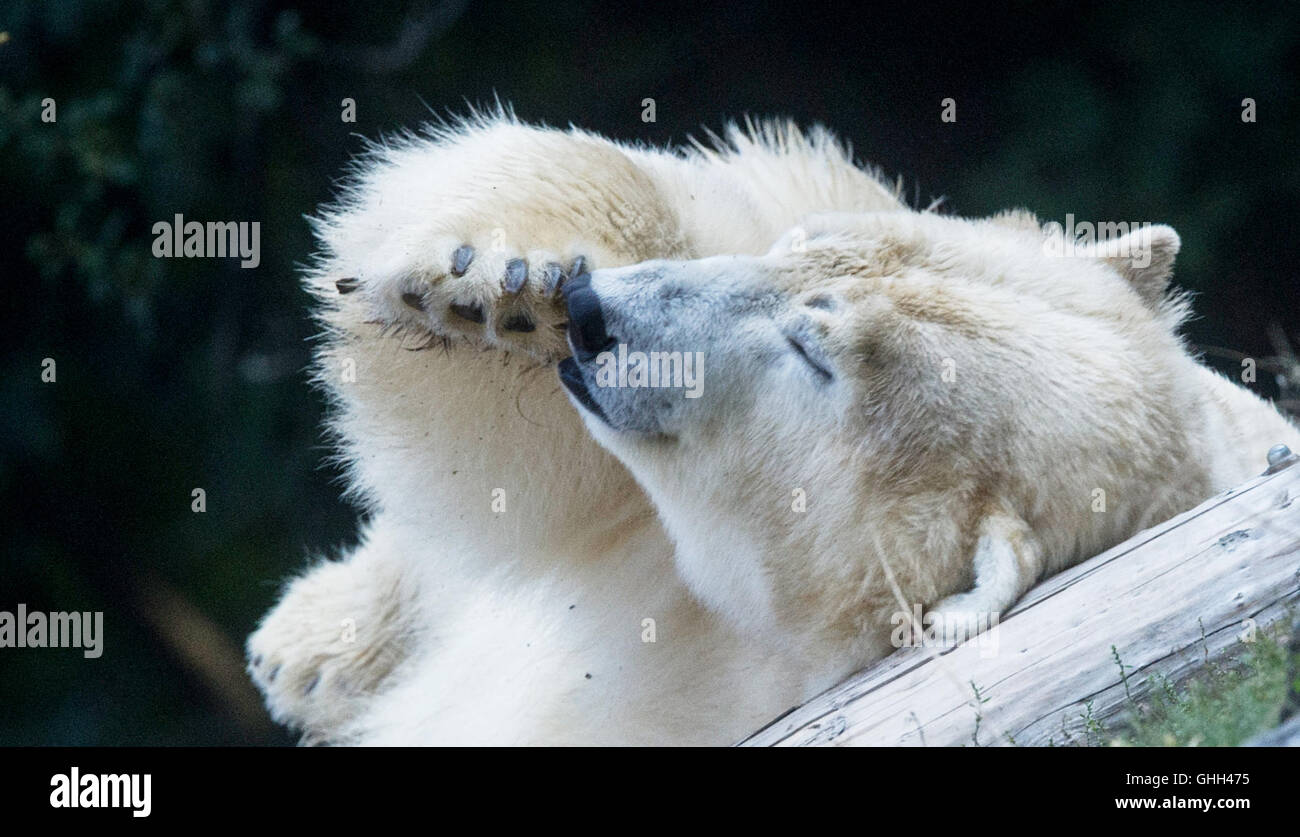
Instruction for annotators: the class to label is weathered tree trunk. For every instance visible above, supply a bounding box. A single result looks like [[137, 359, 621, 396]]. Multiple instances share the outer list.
[[742, 455, 1300, 746]]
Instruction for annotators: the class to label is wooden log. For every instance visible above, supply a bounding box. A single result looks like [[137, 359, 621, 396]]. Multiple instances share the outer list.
[[741, 456, 1300, 746]]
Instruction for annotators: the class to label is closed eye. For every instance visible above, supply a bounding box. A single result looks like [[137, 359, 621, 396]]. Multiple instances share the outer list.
[[787, 335, 833, 382]]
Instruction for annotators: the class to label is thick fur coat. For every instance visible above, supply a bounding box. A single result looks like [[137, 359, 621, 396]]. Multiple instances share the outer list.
[[247, 113, 1299, 745]]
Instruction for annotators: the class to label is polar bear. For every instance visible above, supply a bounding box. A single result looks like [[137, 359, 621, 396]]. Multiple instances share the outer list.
[[558, 210, 1300, 660], [247, 112, 1299, 745]]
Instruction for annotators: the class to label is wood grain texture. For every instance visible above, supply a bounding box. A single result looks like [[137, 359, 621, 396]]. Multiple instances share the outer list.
[[741, 459, 1300, 746]]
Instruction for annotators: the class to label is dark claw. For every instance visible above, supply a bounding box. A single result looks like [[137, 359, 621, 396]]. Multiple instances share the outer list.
[[569, 256, 588, 278], [335, 277, 359, 294], [304, 673, 320, 696], [450, 302, 485, 324], [401, 292, 427, 312], [268, 664, 281, 683], [504, 258, 528, 293], [542, 263, 566, 296], [252, 654, 263, 668], [502, 314, 536, 333], [451, 245, 475, 276]]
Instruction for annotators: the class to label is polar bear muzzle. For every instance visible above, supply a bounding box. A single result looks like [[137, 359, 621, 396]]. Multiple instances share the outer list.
[[558, 357, 611, 426], [559, 257, 735, 438]]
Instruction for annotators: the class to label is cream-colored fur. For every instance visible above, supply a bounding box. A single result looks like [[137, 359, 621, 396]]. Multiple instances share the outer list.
[[566, 210, 1300, 662], [247, 112, 1299, 745]]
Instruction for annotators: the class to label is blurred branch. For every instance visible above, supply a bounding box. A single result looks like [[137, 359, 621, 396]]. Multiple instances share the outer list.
[[1194, 344, 1286, 370], [135, 574, 275, 739], [1196, 322, 1300, 420]]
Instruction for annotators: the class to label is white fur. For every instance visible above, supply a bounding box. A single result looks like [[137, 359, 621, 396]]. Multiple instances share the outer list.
[[247, 111, 1300, 745]]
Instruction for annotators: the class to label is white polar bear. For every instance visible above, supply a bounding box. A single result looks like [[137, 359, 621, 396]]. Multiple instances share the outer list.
[[247, 111, 1300, 745], [558, 210, 1300, 657]]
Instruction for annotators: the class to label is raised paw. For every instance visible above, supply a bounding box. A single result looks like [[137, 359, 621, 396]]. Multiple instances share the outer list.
[[247, 558, 413, 742], [345, 238, 594, 362]]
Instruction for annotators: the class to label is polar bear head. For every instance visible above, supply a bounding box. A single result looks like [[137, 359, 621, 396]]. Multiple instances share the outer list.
[[559, 210, 1197, 656]]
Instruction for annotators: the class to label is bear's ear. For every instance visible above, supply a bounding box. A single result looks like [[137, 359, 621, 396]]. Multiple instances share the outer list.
[[1094, 225, 1180, 309]]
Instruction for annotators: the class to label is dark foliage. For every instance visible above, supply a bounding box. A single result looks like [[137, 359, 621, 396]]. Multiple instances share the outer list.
[[1, 0, 1296, 743]]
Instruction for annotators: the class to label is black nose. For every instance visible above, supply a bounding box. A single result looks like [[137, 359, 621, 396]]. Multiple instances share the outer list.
[[563, 273, 616, 361]]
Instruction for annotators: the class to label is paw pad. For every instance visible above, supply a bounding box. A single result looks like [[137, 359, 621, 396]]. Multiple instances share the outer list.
[[502, 313, 536, 333], [334, 240, 591, 360], [450, 301, 485, 323]]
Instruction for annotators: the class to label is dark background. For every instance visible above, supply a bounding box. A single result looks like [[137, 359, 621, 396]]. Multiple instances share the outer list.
[[1, 0, 1297, 744]]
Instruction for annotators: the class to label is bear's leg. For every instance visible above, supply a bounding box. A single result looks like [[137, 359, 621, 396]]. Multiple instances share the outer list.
[[928, 510, 1045, 630], [315, 120, 695, 365], [247, 521, 420, 742]]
